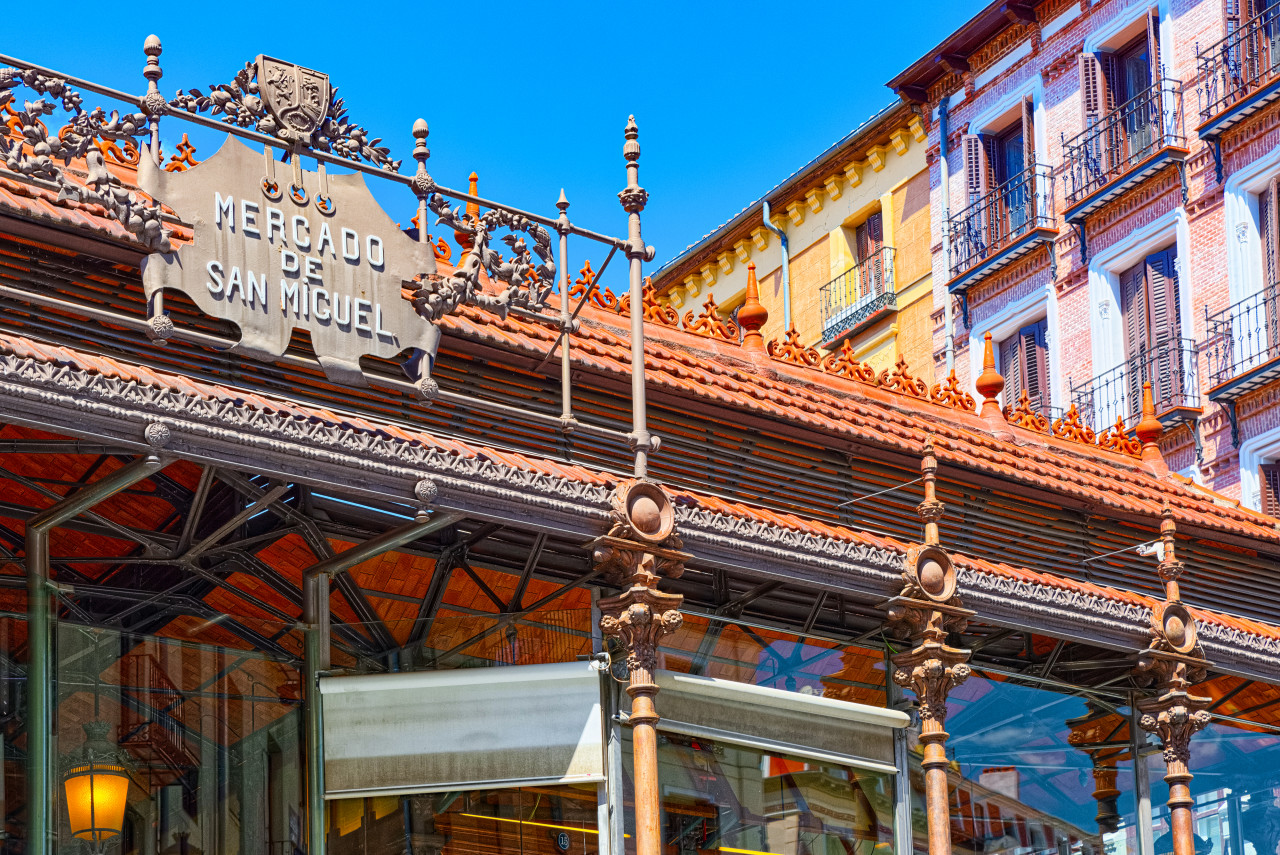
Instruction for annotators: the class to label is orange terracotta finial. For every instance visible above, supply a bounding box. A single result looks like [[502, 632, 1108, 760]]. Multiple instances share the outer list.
[[737, 262, 768, 350], [455, 171, 480, 255], [1135, 381, 1167, 474], [974, 332, 1009, 432]]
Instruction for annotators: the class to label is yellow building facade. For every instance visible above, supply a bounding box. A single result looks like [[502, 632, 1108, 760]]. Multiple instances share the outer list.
[[652, 102, 932, 376]]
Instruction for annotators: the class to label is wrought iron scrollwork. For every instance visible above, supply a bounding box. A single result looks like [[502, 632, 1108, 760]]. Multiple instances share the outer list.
[[0, 67, 170, 251], [411, 193, 556, 321], [169, 60, 400, 172]]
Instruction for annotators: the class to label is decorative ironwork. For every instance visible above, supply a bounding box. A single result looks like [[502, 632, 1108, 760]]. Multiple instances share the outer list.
[[1071, 338, 1199, 432], [1197, 2, 1280, 125], [766, 326, 820, 367], [821, 339, 877, 382], [947, 165, 1054, 278], [1051, 403, 1097, 444], [1097, 417, 1143, 457], [929, 369, 976, 412], [820, 246, 896, 340], [568, 258, 620, 311], [682, 294, 739, 341], [1062, 80, 1185, 208], [414, 192, 556, 321], [1005, 389, 1051, 432], [0, 66, 169, 250], [163, 132, 197, 172], [878, 355, 929, 399], [617, 278, 679, 327], [169, 57, 400, 171], [1204, 288, 1280, 388]]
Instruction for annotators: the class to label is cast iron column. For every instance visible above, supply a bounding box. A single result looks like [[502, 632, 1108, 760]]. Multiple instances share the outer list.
[[883, 437, 972, 855], [619, 116, 656, 479], [594, 481, 686, 855], [1135, 506, 1212, 855]]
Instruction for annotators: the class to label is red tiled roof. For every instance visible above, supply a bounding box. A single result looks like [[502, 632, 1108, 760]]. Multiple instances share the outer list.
[[0, 328, 1268, 647]]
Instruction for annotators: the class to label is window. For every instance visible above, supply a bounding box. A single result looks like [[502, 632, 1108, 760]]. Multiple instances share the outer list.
[[1120, 246, 1183, 410], [999, 318, 1050, 413], [1260, 462, 1280, 515], [854, 212, 886, 298], [963, 96, 1035, 204], [1078, 12, 1161, 126], [1258, 176, 1280, 292]]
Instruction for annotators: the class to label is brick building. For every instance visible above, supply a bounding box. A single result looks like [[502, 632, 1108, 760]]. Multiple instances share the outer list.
[[888, 0, 1280, 512]]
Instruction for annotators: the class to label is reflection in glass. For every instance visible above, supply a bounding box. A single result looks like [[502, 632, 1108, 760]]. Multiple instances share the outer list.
[[53, 624, 302, 855], [1146, 676, 1280, 855], [624, 730, 895, 855], [326, 785, 599, 855], [910, 675, 1137, 855]]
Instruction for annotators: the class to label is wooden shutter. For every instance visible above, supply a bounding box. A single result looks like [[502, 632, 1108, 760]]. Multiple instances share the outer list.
[[856, 212, 884, 295], [964, 134, 992, 201], [1021, 96, 1036, 173], [1261, 463, 1280, 516], [1261, 177, 1280, 293], [1227, 0, 1242, 34], [1120, 262, 1150, 359], [1079, 53, 1106, 126], [1147, 10, 1162, 89], [1022, 319, 1051, 411], [1000, 335, 1023, 405], [1146, 248, 1182, 343]]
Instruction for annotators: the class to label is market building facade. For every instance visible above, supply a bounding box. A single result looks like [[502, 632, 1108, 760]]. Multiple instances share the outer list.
[[0, 32, 1278, 855]]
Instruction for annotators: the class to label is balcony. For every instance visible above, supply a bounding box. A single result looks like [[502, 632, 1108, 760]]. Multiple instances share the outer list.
[[820, 246, 896, 342], [1061, 79, 1187, 224], [1196, 2, 1280, 146], [946, 164, 1056, 295], [1070, 338, 1201, 433], [1205, 288, 1280, 396]]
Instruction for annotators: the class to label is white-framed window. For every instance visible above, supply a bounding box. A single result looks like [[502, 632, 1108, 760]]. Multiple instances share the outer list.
[[968, 282, 1059, 412], [1239, 427, 1280, 514]]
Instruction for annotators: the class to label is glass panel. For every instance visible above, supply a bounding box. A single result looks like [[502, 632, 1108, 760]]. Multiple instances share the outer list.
[[622, 729, 896, 855], [326, 785, 600, 855], [53, 623, 302, 855], [0, 616, 27, 846], [909, 674, 1137, 855], [1146, 676, 1280, 855], [658, 614, 887, 706]]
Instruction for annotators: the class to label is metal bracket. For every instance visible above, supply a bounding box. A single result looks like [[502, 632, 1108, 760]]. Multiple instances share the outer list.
[[1049, 239, 1059, 283], [1226, 400, 1240, 448], [1208, 134, 1224, 185], [1192, 416, 1205, 470], [959, 291, 970, 329], [1072, 219, 1088, 266], [1178, 160, 1190, 206]]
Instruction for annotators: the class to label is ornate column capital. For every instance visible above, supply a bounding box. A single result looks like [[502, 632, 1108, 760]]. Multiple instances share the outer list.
[[891, 640, 971, 731]]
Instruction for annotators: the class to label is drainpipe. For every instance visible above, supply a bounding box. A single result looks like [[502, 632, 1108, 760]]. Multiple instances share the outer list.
[[938, 96, 955, 371], [301, 504, 464, 855], [761, 201, 792, 331], [28, 450, 166, 855]]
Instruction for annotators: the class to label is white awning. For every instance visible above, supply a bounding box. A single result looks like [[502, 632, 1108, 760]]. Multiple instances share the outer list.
[[319, 661, 604, 799]]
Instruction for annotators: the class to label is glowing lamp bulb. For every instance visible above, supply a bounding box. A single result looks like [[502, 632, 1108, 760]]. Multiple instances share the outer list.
[[63, 722, 131, 846]]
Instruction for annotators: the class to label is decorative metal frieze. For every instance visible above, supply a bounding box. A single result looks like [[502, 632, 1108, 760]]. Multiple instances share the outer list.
[[0, 67, 169, 250], [681, 294, 739, 341], [822, 340, 877, 382], [169, 57, 400, 171], [929, 369, 976, 412], [767, 326, 821, 367], [878, 355, 930, 399]]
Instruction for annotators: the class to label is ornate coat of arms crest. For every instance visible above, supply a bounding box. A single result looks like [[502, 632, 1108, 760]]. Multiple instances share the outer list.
[[256, 56, 330, 141]]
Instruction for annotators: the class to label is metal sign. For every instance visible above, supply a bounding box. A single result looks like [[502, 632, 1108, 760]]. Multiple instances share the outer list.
[[139, 136, 439, 386]]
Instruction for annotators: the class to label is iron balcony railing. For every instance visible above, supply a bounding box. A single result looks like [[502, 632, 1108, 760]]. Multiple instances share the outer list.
[[1071, 338, 1200, 431], [947, 165, 1055, 279], [1204, 288, 1280, 387], [1197, 1, 1280, 124], [820, 246, 896, 341], [1062, 79, 1186, 208]]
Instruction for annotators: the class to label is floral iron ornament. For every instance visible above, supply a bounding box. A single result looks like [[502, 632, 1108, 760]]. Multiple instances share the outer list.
[[0, 67, 170, 251], [169, 56, 400, 171]]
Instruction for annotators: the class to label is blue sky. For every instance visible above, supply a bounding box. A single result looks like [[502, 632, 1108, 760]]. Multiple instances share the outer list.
[[14, 0, 976, 293]]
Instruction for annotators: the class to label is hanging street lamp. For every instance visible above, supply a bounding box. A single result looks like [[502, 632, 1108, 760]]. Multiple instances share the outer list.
[[62, 720, 132, 852]]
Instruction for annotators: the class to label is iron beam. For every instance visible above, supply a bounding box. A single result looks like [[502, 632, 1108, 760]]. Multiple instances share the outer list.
[[26, 452, 163, 855]]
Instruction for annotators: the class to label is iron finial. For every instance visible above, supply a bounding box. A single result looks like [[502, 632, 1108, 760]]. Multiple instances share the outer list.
[[557, 188, 569, 213], [141, 35, 167, 119], [410, 119, 433, 199]]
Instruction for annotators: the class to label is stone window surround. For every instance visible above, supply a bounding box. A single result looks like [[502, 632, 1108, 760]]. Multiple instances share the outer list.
[[1086, 206, 1191, 384], [967, 282, 1059, 410], [1239, 428, 1280, 513], [1223, 142, 1280, 308]]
